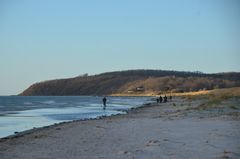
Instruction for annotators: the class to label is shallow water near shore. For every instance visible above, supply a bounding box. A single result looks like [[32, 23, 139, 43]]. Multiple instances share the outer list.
[[0, 96, 151, 138]]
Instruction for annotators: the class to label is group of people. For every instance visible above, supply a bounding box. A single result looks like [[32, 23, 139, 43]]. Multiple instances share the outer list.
[[102, 95, 172, 110], [156, 95, 172, 103]]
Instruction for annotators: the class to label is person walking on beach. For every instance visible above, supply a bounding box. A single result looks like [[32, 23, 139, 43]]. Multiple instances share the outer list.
[[169, 95, 172, 101], [163, 95, 167, 103], [159, 96, 163, 103], [102, 97, 107, 110]]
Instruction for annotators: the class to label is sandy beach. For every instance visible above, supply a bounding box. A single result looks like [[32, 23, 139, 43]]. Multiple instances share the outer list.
[[0, 96, 240, 159]]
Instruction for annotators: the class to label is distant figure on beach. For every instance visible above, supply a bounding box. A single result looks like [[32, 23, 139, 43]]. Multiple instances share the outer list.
[[156, 97, 159, 103], [159, 96, 163, 103], [164, 95, 167, 103], [102, 97, 107, 110]]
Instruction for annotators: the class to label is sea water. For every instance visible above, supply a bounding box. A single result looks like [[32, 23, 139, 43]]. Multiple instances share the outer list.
[[0, 96, 151, 138]]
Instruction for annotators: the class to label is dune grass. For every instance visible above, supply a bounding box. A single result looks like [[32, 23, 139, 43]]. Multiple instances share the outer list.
[[180, 87, 240, 110]]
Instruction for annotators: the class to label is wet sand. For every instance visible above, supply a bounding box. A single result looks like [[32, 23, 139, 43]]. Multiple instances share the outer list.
[[0, 97, 240, 159]]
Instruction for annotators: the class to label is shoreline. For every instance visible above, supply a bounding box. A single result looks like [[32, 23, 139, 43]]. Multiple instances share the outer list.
[[0, 96, 153, 139], [0, 100, 153, 140], [0, 96, 240, 159]]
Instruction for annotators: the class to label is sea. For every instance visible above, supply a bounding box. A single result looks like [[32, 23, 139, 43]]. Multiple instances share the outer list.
[[0, 96, 152, 138]]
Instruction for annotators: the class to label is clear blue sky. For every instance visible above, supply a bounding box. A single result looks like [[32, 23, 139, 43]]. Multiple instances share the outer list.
[[0, 0, 240, 95]]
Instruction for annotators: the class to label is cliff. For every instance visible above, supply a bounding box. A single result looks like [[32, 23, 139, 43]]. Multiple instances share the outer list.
[[20, 69, 240, 96]]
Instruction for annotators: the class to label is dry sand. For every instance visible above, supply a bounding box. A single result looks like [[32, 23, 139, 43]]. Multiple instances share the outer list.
[[0, 97, 240, 159]]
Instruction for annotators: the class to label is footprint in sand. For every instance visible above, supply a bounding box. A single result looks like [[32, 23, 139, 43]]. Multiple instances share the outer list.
[[118, 150, 132, 155], [96, 126, 106, 129], [217, 150, 235, 159], [146, 140, 161, 146]]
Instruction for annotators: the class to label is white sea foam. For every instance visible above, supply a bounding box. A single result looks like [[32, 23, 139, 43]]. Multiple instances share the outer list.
[[40, 100, 56, 105]]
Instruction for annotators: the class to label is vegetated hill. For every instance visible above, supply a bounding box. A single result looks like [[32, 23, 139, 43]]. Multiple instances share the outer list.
[[19, 69, 240, 96]]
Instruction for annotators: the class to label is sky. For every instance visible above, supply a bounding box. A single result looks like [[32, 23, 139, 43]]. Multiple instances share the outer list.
[[0, 0, 240, 95]]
